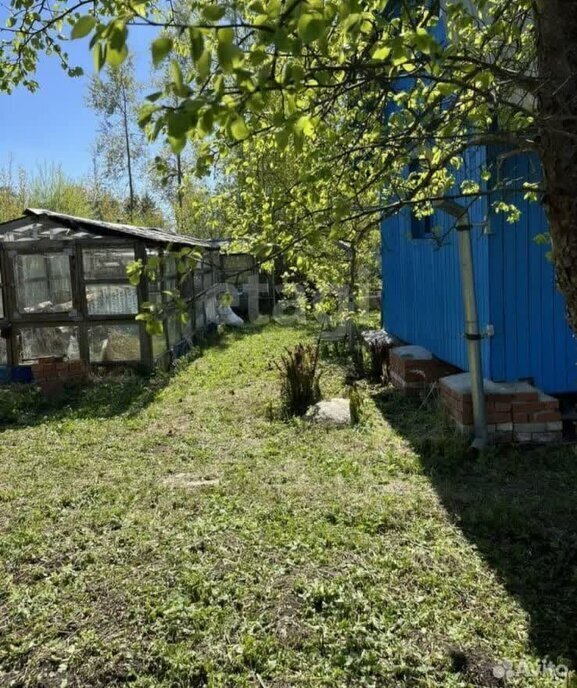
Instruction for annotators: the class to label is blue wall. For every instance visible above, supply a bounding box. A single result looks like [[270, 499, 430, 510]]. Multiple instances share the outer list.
[[381, 149, 577, 394], [488, 153, 577, 393], [382, 147, 491, 373]]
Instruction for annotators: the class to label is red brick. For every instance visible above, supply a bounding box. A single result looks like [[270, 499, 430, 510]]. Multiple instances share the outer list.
[[494, 401, 512, 413], [532, 411, 562, 423], [487, 413, 512, 424], [511, 401, 544, 414]]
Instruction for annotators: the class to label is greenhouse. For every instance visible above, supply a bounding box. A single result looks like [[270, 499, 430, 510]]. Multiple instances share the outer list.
[[0, 208, 259, 374]]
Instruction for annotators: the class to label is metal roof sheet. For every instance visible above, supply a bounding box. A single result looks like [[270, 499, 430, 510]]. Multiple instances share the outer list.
[[23, 208, 215, 249]]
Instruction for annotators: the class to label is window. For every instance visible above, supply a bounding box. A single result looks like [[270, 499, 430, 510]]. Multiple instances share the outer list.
[[88, 323, 141, 362], [86, 284, 138, 315], [83, 248, 136, 280], [0, 336, 7, 365], [82, 247, 138, 316], [195, 300, 206, 329], [152, 331, 168, 359], [167, 314, 183, 348], [18, 326, 80, 363], [222, 254, 254, 285], [14, 253, 73, 314], [408, 160, 434, 239], [411, 214, 433, 240]]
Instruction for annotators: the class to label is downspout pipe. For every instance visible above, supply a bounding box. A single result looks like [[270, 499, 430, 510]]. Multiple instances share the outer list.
[[435, 200, 488, 450]]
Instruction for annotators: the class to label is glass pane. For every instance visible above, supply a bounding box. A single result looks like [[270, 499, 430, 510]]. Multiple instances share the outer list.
[[19, 326, 80, 363], [0, 288, 4, 319], [88, 323, 141, 362], [203, 270, 214, 291], [163, 277, 178, 295], [167, 315, 182, 347], [183, 316, 194, 340], [15, 253, 73, 314], [152, 331, 167, 358], [83, 248, 135, 281], [223, 255, 254, 271], [165, 255, 177, 277], [180, 274, 193, 301], [0, 336, 7, 365], [195, 300, 206, 329], [86, 284, 138, 315], [147, 283, 163, 308]]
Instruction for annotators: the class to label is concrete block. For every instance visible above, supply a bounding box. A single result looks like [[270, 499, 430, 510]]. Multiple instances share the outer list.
[[531, 432, 562, 444], [514, 432, 533, 443], [515, 423, 548, 433], [391, 345, 433, 360], [546, 421, 563, 432]]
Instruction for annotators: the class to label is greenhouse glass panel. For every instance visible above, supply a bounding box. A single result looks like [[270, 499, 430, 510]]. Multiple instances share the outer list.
[[152, 331, 168, 358], [167, 315, 182, 347], [86, 284, 138, 315], [88, 323, 141, 362], [19, 326, 80, 362], [0, 337, 7, 364], [83, 248, 136, 280], [14, 253, 73, 314]]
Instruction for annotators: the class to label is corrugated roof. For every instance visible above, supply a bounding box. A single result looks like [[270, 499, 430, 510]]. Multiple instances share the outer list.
[[24, 208, 215, 249]]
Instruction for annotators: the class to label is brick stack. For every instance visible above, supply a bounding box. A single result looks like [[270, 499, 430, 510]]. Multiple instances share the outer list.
[[31, 357, 90, 396], [390, 345, 459, 396], [440, 373, 563, 444]]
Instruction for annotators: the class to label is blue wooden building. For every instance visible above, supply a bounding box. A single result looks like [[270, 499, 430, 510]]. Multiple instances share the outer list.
[[381, 149, 577, 394]]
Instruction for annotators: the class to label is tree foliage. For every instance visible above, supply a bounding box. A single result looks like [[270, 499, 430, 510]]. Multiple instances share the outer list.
[[87, 56, 147, 219], [0, 161, 167, 227], [4, 0, 577, 330]]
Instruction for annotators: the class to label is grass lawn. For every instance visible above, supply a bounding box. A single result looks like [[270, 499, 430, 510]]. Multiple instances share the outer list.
[[1, 323, 577, 687]]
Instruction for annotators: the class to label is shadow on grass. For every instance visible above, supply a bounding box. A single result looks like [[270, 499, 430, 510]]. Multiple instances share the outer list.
[[0, 323, 286, 430], [0, 370, 171, 429], [374, 386, 577, 667]]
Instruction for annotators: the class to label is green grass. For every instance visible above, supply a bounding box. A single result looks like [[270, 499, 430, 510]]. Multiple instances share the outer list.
[[0, 323, 576, 687]]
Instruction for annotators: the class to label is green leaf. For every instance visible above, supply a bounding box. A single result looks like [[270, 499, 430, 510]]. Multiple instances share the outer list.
[[231, 117, 249, 140], [170, 60, 184, 91], [295, 115, 315, 137], [189, 28, 204, 62], [107, 43, 128, 66], [151, 36, 173, 67], [275, 128, 290, 149], [71, 15, 96, 39], [297, 14, 325, 44], [371, 44, 391, 61], [168, 135, 187, 154], [196, 48, 212, 80], [138, 103, 158, 128], [217, 28, 243, 72], [92, 43, 105, 71], [202, 5, 226, 21]]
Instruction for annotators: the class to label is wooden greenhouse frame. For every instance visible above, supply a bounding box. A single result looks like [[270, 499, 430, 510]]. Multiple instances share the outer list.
[[0, 208, 222, 371]]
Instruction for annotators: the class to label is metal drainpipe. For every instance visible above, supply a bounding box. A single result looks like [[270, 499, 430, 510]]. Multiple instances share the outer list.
[[436, 200, 488, 449]]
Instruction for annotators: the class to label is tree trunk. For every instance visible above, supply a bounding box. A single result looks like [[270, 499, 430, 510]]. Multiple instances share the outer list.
[[176, 153, 183, 207], [121, 85, 135, 221], [535, 0, 577, 334]]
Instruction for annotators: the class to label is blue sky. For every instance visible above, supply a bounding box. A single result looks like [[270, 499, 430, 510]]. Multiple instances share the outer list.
[[0, 28, 156, 182]]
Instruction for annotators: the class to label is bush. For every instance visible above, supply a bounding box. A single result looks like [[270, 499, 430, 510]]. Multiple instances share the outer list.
[[275, 342, 321, 417]]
